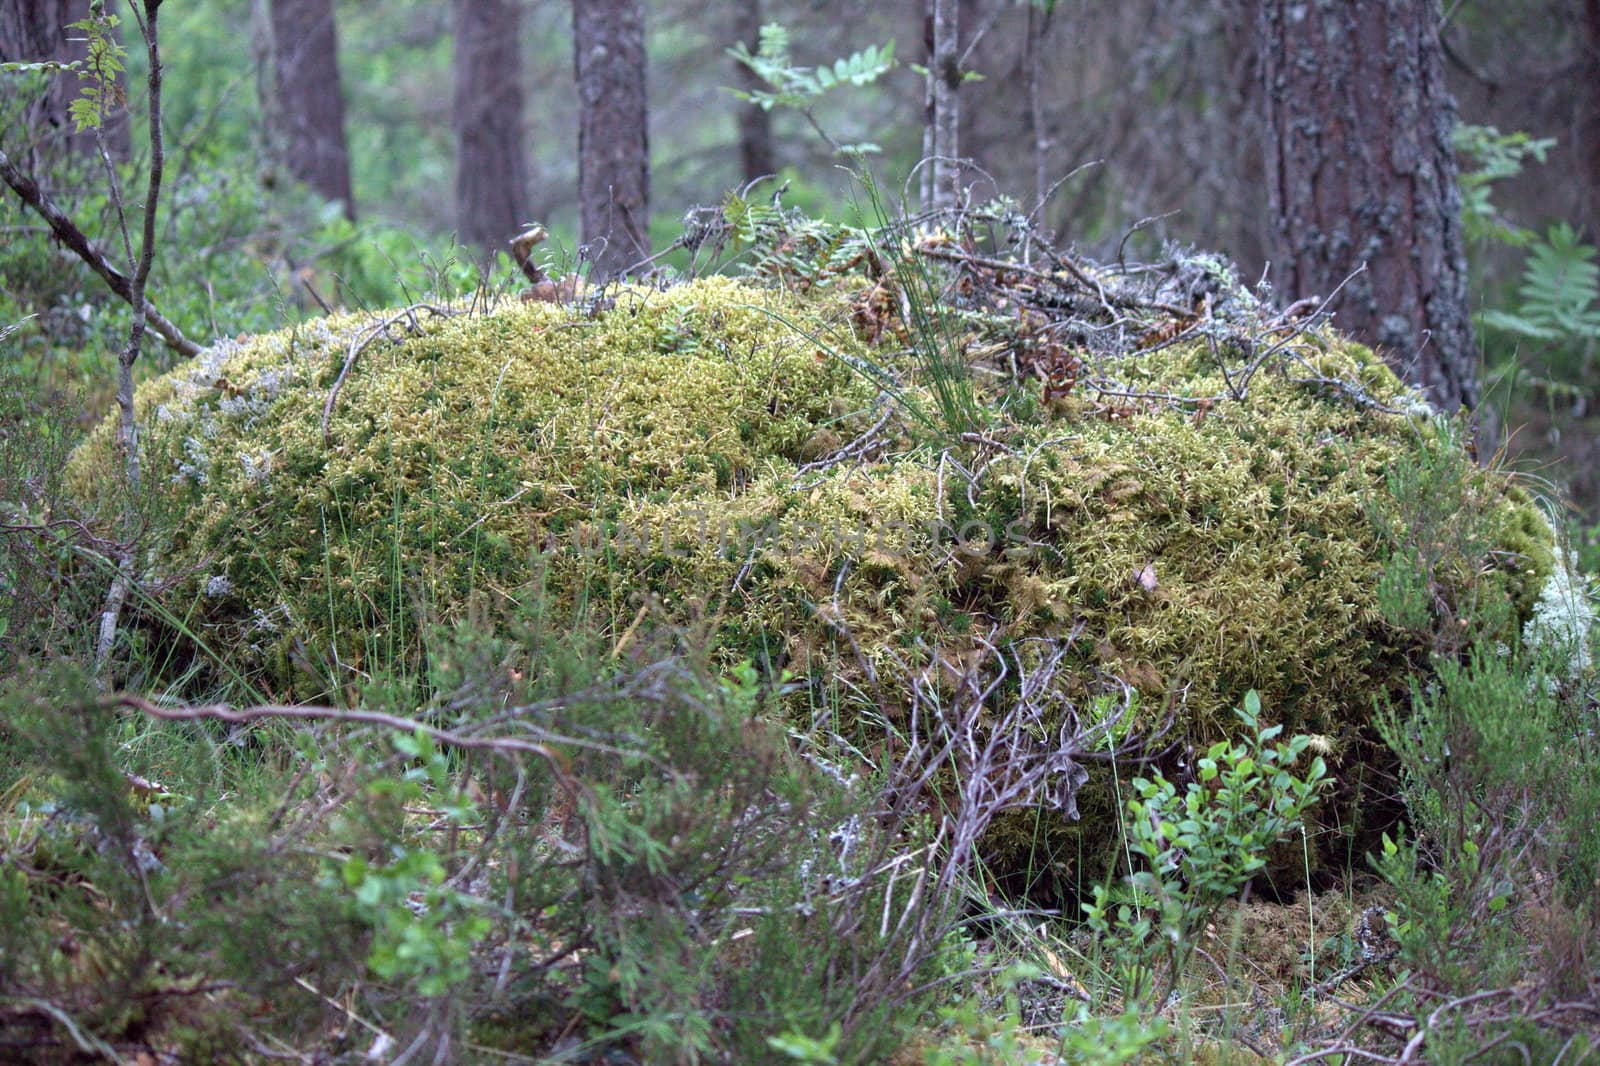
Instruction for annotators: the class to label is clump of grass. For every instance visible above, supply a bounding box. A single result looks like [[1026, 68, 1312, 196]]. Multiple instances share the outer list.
[[846, 167, 988, 444]]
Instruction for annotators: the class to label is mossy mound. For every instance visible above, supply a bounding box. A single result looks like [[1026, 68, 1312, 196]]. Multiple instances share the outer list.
[[68, 277, 882, 685], [67, 273, 1559, 878]]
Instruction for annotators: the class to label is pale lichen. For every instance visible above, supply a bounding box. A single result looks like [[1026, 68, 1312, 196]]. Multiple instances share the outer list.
[[1522, 532, 1595, 681]]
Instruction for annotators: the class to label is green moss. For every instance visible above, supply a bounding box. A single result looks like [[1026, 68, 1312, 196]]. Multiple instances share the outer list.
[[68, 279, 876, 687], [67, 277, 1563, 880]]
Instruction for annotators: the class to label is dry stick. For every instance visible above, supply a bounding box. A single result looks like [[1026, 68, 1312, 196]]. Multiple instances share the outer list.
[[914, 242, 1196, 320], [115, 690, 659, 775], [320, 303, 455, 446], [1231, 263, 1368, 397], [0, 147, 199, 360], [112, 694, 573, 772], [1115, 209, 1182, 271]]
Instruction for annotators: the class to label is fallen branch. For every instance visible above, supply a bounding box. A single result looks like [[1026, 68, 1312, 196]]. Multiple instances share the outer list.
[[914, 241, 1196, 320], [320, 302, 457, 446], [110, 692, 661, 781], [0, 144, 200, 359], [114, 693, 563, 765]]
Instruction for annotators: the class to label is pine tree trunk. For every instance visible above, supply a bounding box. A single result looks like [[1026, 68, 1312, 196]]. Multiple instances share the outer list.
[[1580, 0, 1600, 238], [452, 0, 530, 256], [573, 0, 650, 278], [732, 0, 775, 185], [1258, 0, 1479, 416], [269, 0, 355, 219], [1022, 1, 1053, 215]]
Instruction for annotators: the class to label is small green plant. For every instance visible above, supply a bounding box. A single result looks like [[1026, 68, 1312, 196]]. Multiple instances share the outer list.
[[1456, 125, 1600, 409], [1477, 221, 1600, 411], [68, 15, 125, 132], [727, 23, 896, 155], [338, 845, 489, 996], [1, 5, 126, 137], [768, 1021, 844, 1064], [1454, 124, 1555, 247], [1050, 1003, 1169, 1066], [1083, 690, 1328, 1002], [922, 964, 1048, 1066], [724, 167, 987, 449], [332, 728, 490, 997], [1364, 412, 1600, 1060], [1479, 222, 1600, 345], [851, 170, 988, 443]]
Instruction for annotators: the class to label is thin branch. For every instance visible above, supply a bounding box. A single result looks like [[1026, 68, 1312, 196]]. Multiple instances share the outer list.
[[113, 694, 568, 768], [0, 145, 199, 358], [321, 303, 458, 445]]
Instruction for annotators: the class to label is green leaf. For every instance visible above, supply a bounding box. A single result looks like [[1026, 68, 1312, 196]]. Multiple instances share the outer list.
[[341, 854, 369, 887]]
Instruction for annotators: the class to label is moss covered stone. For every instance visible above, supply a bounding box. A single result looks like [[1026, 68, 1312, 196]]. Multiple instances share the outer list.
[[68, 274, 1563, 876]]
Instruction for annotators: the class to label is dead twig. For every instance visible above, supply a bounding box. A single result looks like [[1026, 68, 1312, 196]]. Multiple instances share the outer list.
[[320, 303, 457, 446], [913, 241, 1196, 320]]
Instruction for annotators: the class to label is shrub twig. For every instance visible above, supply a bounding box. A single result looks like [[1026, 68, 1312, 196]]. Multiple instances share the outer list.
[[0, 148, 200, 359]]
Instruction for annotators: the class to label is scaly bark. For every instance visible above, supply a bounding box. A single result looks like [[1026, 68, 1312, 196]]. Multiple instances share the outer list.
[[268, 0, 355, 218], [452, 0, 530, 256], [1580, 0, 1600, 237], [1258, 0, 1479, 416], [921, 0, 961, 211], [732, 0, 775, 184], [573, 0, 650, 277]]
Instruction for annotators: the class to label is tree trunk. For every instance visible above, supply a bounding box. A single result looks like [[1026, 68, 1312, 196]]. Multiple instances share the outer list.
[[452, 0, 530, 257], [1258, 0, 1479, 417], [573, 0, 650, 278], [921, 0, 960, 211], [1581, 0, 1600, 238], [1021, 0, 1054, 215], [732, 0, 775, 184], [268, 0, 354, 219], [0, 0, 127, 164]]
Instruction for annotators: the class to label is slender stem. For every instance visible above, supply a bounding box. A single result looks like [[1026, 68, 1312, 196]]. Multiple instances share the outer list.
[[96, 0, 171, 680], [0, 147, 199, 358], [118, 0, 168, 494]]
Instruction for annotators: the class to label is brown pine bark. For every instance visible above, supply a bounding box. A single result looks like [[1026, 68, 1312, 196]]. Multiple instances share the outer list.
[[269, 0, 355, 219], [732, 0, 775, 184], [1581, 0, 1600, 238], [452, 0, 530, 256], [1258, 0, 1479, 416], [573, 0, 650, 278], [1021, 0, 1056, 213]]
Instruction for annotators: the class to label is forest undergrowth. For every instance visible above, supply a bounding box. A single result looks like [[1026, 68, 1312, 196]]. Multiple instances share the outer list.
[[3, 179, 1599, 1064], [2, 11, 1599, 1059]]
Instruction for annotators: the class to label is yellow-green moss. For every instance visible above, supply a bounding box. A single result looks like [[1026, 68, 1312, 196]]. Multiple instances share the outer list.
[[67, 277, 1559, 880], [68, 280, 1552, 708], [68, 279, 878, 689]]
